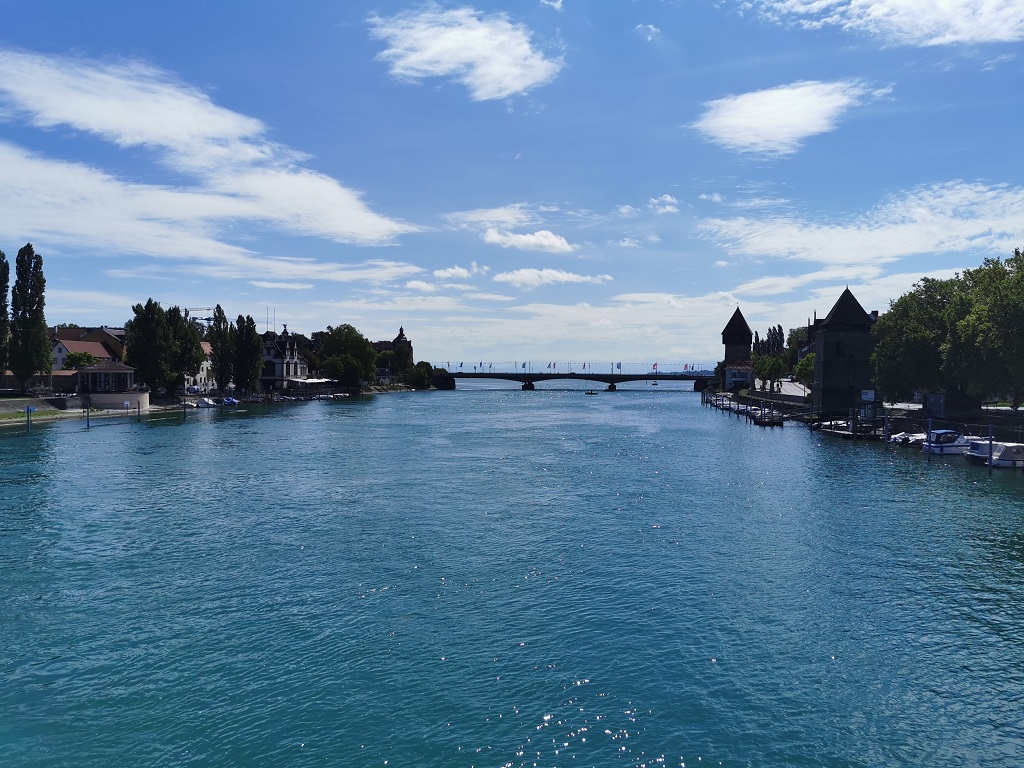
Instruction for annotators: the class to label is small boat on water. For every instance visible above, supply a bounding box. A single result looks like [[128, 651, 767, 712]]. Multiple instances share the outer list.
[[889, 431, 927, 446], [222, 397, 239, 406], [196, 397, 217, 408], [990, 442, 1024, 468], [921, 429, 976, 455], [585, 390, 598, 395]]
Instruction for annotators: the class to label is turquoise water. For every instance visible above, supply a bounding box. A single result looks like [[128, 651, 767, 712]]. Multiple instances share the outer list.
[[2, 384, 1023, 766]]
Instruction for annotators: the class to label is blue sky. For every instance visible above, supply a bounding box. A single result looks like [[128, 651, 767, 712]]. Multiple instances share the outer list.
[[1, 1, 1022, 369]]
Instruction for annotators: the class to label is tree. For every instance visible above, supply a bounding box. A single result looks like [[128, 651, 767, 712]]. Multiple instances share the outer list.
[[0, 249, 8, 380], [233, 314, 264, 394], [794, 353, 815, 389], [9, 243, 51, 389], [321, 353, 362, 389], [315, 324, 376, 384], [166, 307, 205, 393], [126, 299, 173, 390], [406, 361, 434, 389], [871, 277, 960, 402], [208, 304, 234, 392], [63, 351, 97, 370]]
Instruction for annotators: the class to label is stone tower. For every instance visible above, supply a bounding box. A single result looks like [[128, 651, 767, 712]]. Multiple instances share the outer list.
[[721, 308, 752, 365]]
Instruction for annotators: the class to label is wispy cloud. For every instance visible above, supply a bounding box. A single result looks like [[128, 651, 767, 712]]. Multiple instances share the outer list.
[[540, 0, 564, 10], [493, 268, 612, 288], [368, 6, 563, 101], [446, 203, 538, 230], [250, 281, 314, 290], [0, 51, 416, 246], [636, 24, 662, 42], [700, 181, 1024, 266], [751, 0, 1024, 46], [693, 80, 881, 155], [484, 228, 579, 253]]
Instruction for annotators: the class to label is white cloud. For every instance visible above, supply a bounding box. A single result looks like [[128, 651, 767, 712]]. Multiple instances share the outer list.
[[0, 51, 416, 246], [700, 193, 724, 203], [648, 194, 679, 214], [753, 0, 1024, 46], [540, 0, 564, 10], [616, 204, 640, 217], [636, 24, 662, 42], [368, 6, 563, 101], [731, 266, 883, 296], [700, 181, 1024, 267], [249, 281, 314, 290], [483, 228, 579, 253], [446, 203, 538, 230], [466, 292, 517, 301], [715, 260, 731, 267], [433, 262, 488, 278], [617, 238, 642, 248], [405, 280, 439, 292], [493, 268, 612, 288], [693, 80, 879, 155]]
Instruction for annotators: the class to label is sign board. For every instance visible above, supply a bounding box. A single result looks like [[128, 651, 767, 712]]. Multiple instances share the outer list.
[[25, 406, 36, 413], [124, 401, 131, 409], [861, 390, 875, 402]]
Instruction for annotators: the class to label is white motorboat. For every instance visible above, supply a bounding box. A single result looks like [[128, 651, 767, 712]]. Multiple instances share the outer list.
[[889, 431, 927, 446], [921, 429, 976, 455], [196, 397, 217, 408], [990, 442, 1024, 468], [965, 439, 997, 464]]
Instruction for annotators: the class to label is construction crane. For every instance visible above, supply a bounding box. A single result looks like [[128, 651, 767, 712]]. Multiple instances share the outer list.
[[187, 307, 215, 325]]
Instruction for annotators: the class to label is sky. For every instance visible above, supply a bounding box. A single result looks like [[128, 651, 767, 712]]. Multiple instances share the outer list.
[[1, 0, 1022, 370]]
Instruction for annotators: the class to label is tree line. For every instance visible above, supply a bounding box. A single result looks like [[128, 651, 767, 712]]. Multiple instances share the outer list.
[[0, 244, 51, 390], [871, 248, 1024, 408]]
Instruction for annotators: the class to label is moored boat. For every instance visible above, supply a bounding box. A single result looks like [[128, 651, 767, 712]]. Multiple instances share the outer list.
[[921, 429, 976, 455], [990, 442, 1024, 468]]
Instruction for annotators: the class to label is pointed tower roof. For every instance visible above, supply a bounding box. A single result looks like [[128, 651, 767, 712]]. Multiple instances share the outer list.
[[822, 288, 873, 327], [721, 307, 752, 337]]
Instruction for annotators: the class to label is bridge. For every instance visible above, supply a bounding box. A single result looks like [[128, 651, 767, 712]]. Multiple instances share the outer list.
[[431, 371, 713, 391]]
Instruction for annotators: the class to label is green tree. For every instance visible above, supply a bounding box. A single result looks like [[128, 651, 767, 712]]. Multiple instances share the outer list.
[[321, 353, 362, 389], [63, 351, 97, 370], [233, 314, 264, 394], [406, 360, 435, 389], [9, 243, 51, 390], [166, 307, 205, 393], [125, 299, 173, 390], [871, 277, 960, 402], [793, 353, 815, 389], [784, 326, 807, 369], [0, 249, 9, 380], [208, 304, 234, 392], [956, 250, 1024, 407], [316, 324, 376, 384]]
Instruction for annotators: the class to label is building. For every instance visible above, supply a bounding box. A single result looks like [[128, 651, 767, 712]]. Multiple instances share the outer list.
[[185, 342, 215, 392], [49, 326, 125, 361], [721, 308, 754, 391], [810, 288, 878, 416], [261, 326, 309, 391], [52, 339, 113, 371], [372, 327, 415, 375]]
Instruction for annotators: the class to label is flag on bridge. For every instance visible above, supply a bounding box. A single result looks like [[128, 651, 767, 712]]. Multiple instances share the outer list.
[[616, 362, 621, 370], [653, 363, 658, 371], [522, 362, 526, 369]]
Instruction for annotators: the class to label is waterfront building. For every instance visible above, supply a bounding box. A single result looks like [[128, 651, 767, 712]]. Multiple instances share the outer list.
[[261, 325, 309, 391], [810, 288, 878, 416], [372, 327, 415, 376], [721, 308, 754, 391], [52, 339, 113, 370], [184, 342, 215, 393]]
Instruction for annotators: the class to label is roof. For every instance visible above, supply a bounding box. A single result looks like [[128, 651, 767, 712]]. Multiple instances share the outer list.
[[721, 307, 752, 337], [201, 341, 213, 355], [80, 361, 134, 372], [55, 339, 112, 358], [822, 288, 874, 327]]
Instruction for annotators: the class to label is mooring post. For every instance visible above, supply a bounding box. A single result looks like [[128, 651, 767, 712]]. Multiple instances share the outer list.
[[989, 424, 994, 476], [927, 417, 932, 463]]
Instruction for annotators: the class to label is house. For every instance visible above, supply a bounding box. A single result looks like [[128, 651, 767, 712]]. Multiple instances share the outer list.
[[185, 342, 215, 392], [260, 326, 309, 391], [721, 308, 754, 391], [52, 339, 113, 371], [49, 326, 125, 361], [810, 288, 878, 416]]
